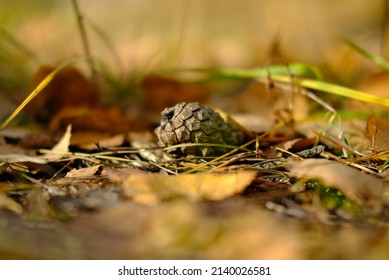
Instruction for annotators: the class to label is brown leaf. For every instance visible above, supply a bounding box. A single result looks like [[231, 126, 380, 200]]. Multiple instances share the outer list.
[[27, 65, 99, 121], [49, 106, 133, 134], [285, 159, 383, 214], [0, 154, 47, 164], [141, 75, 208, 113], [266, 137, 317, 158], [73, 134, 125, 150], [103, 168, 140, 183], [214, 80, 308, 121], [19, 132, 56, 149], [366, 114, 389, 151], [121, 171, 256, 205], [65, 165, 101, 178]]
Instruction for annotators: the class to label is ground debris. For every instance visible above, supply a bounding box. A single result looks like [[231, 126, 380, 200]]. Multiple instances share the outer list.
[[1, 114, 389, 260]]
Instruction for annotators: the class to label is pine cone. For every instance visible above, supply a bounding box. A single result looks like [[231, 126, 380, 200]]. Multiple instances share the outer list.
[[155, 102, 244, 156]]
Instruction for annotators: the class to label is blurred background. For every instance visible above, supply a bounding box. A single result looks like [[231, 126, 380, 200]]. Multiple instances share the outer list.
[[0, 0, 385, 117]]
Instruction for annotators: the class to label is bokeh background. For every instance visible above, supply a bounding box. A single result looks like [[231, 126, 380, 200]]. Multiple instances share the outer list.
[[0, 0, 385, 116]]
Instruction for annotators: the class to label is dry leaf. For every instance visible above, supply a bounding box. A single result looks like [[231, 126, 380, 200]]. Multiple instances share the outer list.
[[49, 106, 134, 134], [0, 193, 23, 215], [366, 114, 389, 151], [212, 80, 308, 121], [141, 74, 208, 113], [284, 137, 317, 152], [0, 154, 47, 164], [265, 137, 317, 158], [51, 124, 71, 153], [285, 159, 383, 214], [27, 65, 99, 121], [65, 165, 101, 178], [122, 171, 256, 205], [103, 168, 140, 183], [19, 132, 56, 149], [42, 124, 71, 160], [69, 133, 126, 150]]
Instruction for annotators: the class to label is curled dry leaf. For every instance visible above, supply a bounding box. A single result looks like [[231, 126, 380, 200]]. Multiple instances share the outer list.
[[285, 159, 383, 214], [121, 171, 256, 205]]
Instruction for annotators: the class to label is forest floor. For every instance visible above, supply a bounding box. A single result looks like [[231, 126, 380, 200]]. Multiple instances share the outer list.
[[1, 1, 389, 260]]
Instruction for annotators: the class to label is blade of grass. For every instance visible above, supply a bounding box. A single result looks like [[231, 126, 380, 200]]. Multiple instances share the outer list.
[[182, 65, 389, 107], [0, 56, 86, 130], [184, 63, 324, 81], [344, 38, 389, 71], [268, 75, 389, 107]]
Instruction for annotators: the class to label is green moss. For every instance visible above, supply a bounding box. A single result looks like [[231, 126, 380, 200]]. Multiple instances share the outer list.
[[306, 180, 362, 213]]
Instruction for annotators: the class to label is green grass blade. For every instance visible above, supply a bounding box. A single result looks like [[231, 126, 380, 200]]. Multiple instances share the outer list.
[[344, 39, 389, 71], [182, 64, 389, 108], [271, 75, 389, 107], [186, 63, 323, 81], [0, 56, 86, 130]]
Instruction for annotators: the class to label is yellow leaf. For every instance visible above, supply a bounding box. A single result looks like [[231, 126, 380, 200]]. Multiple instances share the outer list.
[[122, 171, 256, 205]]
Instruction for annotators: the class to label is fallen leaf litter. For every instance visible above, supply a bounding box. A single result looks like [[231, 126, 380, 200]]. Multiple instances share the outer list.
[[1, 100, 389, 259]]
